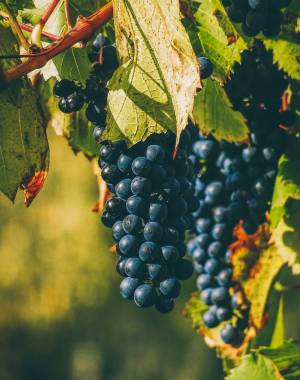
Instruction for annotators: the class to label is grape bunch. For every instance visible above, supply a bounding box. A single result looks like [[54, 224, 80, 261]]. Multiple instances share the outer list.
[[222, 0, 291, 37], [53, 34, 119, 141], [98, 129, 200, 312], [188, 43, 294, 344]]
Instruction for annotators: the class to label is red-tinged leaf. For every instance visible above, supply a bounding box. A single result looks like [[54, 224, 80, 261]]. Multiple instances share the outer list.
[[185, 224, 284, 358], [21, 170, 48, 207], [184, 292, 256, 360]]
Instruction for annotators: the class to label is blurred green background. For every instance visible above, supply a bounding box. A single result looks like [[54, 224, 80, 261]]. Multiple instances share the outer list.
[[0, 129, 224, 380]]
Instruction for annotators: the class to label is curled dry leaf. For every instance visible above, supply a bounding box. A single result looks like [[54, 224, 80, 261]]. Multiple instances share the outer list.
[[22, 170, 48, 207]]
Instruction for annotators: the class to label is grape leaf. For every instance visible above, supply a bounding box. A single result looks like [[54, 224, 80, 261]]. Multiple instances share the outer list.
[[254, 290, 284, 349], [185, 229, 284, 358], [186, 0, 247, 83], [52, 47, 91, 84], [30, 0, 91, 84], [68, 111, 98, 158], [6, 0, 34, 11], [227, 341, 300, 380], [257, 341, 300, 379], [269, 296, 285, 348], [193, 78, 249, 142], [264, 33, 300, 81], [184, 292, 256, 359], [102, 0, 200, 145], [270, 138, 300, 274], [232, 239, 284, 329], [226, 353, 283, 380], [0, 24, 49, 202]]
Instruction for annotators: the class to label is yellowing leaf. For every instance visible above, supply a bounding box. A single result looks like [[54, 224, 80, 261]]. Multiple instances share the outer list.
[[103, 0, 201, 145]]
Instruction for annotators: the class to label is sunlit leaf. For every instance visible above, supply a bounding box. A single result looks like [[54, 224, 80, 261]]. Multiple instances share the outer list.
[[264, 33, 300, 81], [270, 138, 300, 274], [185, 0, 247, 83], [103, 0, 200, 145]]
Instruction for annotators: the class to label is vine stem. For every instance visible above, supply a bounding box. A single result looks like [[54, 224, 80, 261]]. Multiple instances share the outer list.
[[0, 0, 30, 51], [1, 1, 113, 86], [1, 0, 190, 86], [64, 0, 73, 29]]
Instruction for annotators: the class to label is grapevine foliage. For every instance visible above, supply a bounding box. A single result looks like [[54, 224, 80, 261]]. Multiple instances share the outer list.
[[0, 0, 299, 377]]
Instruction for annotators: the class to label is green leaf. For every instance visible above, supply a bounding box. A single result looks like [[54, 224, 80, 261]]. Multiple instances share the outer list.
[[227, 342, 300, 380], [272, 198, 300, 274], [31, 0, 92, 84], [270, 296, 285, 348], [270, 138, 300, 228], [68, 110, 98, 158], [0, 24, 49, 202], [193, 78, 249, 142], [270, 137, 300, 274], [264, 33, 300, 81], [186, 0, 247, 83], [253, 290, 284, 349], [102, 0, 200, 145], [6, 0, 34, 11], [257, 341, 300, 379], [226, 353, 282, 380], [52, 47, 91, 84], [232, 244, 284, 329]]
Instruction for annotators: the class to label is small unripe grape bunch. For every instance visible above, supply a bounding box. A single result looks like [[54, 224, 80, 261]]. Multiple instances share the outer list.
[[53, 34, 120, 142], [99, 127, 201, 313]]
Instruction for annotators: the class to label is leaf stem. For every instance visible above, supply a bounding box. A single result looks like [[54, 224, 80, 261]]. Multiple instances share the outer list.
[[0, 1, 113, 86], [19, 22, 61, 42], [31, 0, 61, 47], [0, 0, 30, 51], [39, 0, 61, 29], [64, 0, 73, 30], [0, 11, 60, 41]]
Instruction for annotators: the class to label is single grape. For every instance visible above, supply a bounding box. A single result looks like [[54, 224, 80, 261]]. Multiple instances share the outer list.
[[198, 57, 214, 79], [120, 277, 140, 300], [118, 235, 139, 256], [161, 245, 179, 264], [53, 79, 77, 97], [155, 295, 174, 313], [139, 241, 160, 263], [160, 277, 181, 298], [220, 324, 238, 344], [122, 214, 143, 235], [125, 257, 146, 278]]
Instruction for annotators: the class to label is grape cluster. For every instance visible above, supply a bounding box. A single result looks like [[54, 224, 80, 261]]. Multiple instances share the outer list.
[[53, 34, 119, 141], [222, 0, 291, 37], [188, 43, 294, 344], [98, 129, 200, 312]]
